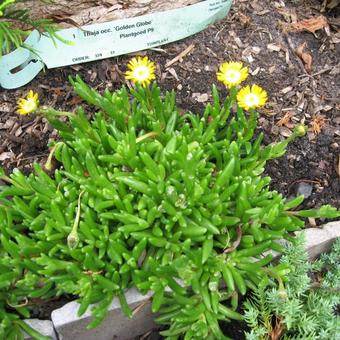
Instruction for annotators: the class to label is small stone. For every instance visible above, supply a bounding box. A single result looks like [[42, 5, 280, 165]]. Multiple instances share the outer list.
[[252, 46, 261, 54], [296, 182, 313, 199], [267, 221, 340, 261], [192, 93, 209, 103], [301, 221, 340, 260], [330, 142, 339, 150]]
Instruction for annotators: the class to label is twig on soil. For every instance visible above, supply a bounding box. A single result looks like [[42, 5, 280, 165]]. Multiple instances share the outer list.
[[310, 282, 340, 292], [283, 33, 307, 74], [132, 298, 151, 316], [323, 97, 340, 102], [6, 153, 49, 165], [6, 297, 29, 308], [224, 226, 242, 253], [149, 47, 168, 53], [215, 23, 228, 39], [165, 44, 195, 68], [139, 330, 153, 340], [206, 46, 218, 58], [298, 66, 333, 79]]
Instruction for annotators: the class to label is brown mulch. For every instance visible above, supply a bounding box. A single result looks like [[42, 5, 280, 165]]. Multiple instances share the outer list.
[[0, 0, 339, 210]]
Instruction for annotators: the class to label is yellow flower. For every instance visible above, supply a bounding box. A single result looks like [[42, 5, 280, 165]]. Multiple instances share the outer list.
[[217, 61, 248, 87], [16, 90, 39, 115], [125, 56, 156, 87], [237, 84, 268, 111]]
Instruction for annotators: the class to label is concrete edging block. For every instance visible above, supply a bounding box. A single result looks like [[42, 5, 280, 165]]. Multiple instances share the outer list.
[[300, 221, 340, 260], [25, 221, 340, 340], [51, 289, 155, 340], [24, 319, 58, 340]]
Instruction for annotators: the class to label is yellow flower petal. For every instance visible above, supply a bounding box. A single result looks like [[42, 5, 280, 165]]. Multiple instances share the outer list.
[[237, 84, 268, 111], [217, 61, 248, 88], [125, 56, 156, 87], [16, 90, 39, 115]]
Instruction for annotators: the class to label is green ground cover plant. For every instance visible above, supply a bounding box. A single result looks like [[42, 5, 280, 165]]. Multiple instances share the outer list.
[[0, 0, 64, 56], [0, 58, 339, 339], [244, 235, 340, 339]]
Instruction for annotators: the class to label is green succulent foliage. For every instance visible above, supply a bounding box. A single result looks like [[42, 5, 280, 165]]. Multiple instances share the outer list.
[[0, 0, 66, 56], [0, 77, 339, 340], [244, 235, 340, 340]]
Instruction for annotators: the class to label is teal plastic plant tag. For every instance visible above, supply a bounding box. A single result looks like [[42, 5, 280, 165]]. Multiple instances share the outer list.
[[0, 0, 232, 89], [0, 30, 45, 90]]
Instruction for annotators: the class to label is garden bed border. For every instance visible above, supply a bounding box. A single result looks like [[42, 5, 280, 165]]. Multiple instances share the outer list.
[[24, 220, 340, 340]]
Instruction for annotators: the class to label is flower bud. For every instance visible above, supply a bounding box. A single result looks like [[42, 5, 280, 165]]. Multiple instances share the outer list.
[[294, 124, 307, 137], [67, 231, 79, 249]]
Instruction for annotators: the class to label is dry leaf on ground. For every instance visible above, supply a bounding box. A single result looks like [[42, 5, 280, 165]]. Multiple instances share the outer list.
[[295, 42, 313, 73], [289, 15, 330, 35], [277, 112, 294, 128], [238, 12, 251, 27], [309, 114, 326, 135]]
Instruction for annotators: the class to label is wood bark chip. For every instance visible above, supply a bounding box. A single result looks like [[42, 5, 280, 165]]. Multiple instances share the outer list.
[[324, 0, 340, 10], [16, 0, 202, 27]]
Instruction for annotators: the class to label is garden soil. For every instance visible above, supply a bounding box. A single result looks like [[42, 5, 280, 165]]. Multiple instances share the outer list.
[[0, 0, 339, 338]]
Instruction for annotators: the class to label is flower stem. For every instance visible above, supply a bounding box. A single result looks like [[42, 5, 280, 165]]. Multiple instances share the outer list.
[[67, 190, 85, 249], [136, 131, 159, 143]]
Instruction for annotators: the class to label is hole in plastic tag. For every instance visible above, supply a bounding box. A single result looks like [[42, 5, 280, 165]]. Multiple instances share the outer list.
[[0, 30, 45, 90]]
